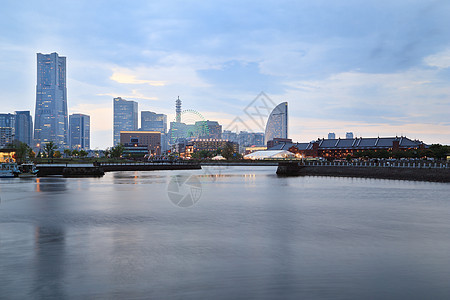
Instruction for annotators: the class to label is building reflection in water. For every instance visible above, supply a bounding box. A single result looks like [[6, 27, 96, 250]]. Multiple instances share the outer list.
[[33, 225, 66, 299]]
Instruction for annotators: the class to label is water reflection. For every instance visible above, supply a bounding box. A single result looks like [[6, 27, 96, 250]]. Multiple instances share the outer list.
[[35, 178, 67, 193], [33, 226, 66, 299]]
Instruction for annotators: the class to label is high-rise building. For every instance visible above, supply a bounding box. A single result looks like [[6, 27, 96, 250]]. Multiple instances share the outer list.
[[141, 111, 167, 133], [222, 130, 238, 143], [346, 132, 354, 139], [15, 111, 33, 146], [141, 111, 168, 153], [195, 120, 222, 139], [34, 52, 68, 149], [328, 132, 336, 139], [0, 113, 15, 148], [69, 114, 90, 150], [113, 97, 138, 146], [265, 102, 288, 145], [238, 131, 265, 147]]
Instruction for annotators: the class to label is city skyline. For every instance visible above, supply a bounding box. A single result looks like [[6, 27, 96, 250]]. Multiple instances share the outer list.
[[0, 1, 449, 149]]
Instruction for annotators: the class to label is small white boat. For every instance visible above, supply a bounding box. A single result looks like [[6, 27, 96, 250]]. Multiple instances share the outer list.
[[0, 163, 19, 178]]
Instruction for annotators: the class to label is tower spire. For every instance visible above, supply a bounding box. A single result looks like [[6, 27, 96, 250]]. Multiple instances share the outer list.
[[176, 96, 182, 123]]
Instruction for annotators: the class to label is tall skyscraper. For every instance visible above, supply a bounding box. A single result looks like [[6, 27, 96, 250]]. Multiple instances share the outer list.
[[141, 111, 167, 133], [0, 113, 15, 148], [264, 102, 288, 145], [113, 97, 138, 146], [15, 111, 33, 146], [69, 114, 90, 150], [346, 132, 354, 139], [34, 52, 68, 149]]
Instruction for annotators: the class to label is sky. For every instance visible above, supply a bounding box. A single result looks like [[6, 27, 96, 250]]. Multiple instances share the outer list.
[[0, 0, 449, 149]]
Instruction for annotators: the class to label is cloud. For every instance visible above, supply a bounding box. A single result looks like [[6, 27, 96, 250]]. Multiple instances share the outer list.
[[424, 48, 450, 69], [110, 70, 166, 86]]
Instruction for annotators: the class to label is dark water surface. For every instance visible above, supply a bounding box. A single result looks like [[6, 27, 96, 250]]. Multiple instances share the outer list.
[[1, 166, 450, 299]]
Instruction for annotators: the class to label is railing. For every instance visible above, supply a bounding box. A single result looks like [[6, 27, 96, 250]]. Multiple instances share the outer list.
[[97, 161, 200, 166], [302, 161, 450, 169]]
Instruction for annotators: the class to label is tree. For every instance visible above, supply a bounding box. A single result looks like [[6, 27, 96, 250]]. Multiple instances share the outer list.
[[104, 148, 111, 158], [221, 142, 236, 160], [429, 144, 449, 160], [110, 144, 124, 158], [72, 149, 79, 157], [54, 150, 61, 158], [28, 149, 36, 159], [9, 141, 30, 164], [64, 149, 72, 158], [79, 150, 88, 157], [44, 141, 57, 159]]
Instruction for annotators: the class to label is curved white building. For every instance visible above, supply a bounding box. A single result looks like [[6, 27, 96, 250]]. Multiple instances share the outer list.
[[264, 102, 288, 144]]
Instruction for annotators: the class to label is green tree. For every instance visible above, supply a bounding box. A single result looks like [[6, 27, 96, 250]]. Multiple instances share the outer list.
[[429, 144, 449, 160], [79, 150, 88, 157], [110, 144, 124, 158], [104, 148, 111, 158], [43, 141, 57, 159], [64, 149, 72, 158], [221, 142, 236, 160], [9, 141, 30, 164], [28, 149, 36, 159]]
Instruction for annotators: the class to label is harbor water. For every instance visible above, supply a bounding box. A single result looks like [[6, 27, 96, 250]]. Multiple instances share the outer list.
[[1, 166, 450, 299]]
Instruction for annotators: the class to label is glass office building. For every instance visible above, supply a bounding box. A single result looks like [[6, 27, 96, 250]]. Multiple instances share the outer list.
[[34, 52, 68, 149], [15, 111, 33, 146], [264, 102, 288, 145], [69, 113, 90, 150], [113, 97, 138, 146]]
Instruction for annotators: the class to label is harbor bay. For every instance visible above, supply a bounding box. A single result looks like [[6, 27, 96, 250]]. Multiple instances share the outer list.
[[1, 166, 450, 299]]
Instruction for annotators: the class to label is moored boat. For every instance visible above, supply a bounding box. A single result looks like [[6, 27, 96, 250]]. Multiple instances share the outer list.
[[0, 163, 19, 178], [18, 163, 38, 178]]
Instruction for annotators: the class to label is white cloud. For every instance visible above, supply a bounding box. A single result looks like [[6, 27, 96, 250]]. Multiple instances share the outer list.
[[424, 48, 450, 69], [110, 69, 166, 86]]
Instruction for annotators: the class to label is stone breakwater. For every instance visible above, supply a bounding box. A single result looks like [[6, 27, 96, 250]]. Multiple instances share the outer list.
[[277, 163, 450, 183]]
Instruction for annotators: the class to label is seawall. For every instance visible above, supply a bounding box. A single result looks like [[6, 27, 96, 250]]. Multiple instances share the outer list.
[[286, 165, 450, 182]]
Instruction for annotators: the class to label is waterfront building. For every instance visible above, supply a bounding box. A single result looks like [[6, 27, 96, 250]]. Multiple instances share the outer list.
[[265, 102, 288, 145], [69, 114, 90, 150], [141, 111, 168, 153], [34, 52, 68, 149], [0, 113, 15, 148], [328, 132, 336, 139], [120, 131, 161, 156], [244, 146, 267, 155], [113, 97, 138, 146], [269, 136, 427, 159], [267, 138, 293, 149], [15, 111, 33, 146], [190, 139, 238, 153]]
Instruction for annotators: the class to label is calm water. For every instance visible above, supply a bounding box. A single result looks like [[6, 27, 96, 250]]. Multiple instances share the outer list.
[[1, 166, 450, 299]]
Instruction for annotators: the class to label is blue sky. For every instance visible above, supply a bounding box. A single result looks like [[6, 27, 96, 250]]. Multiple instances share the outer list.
[[1, 0, 449, 148]]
